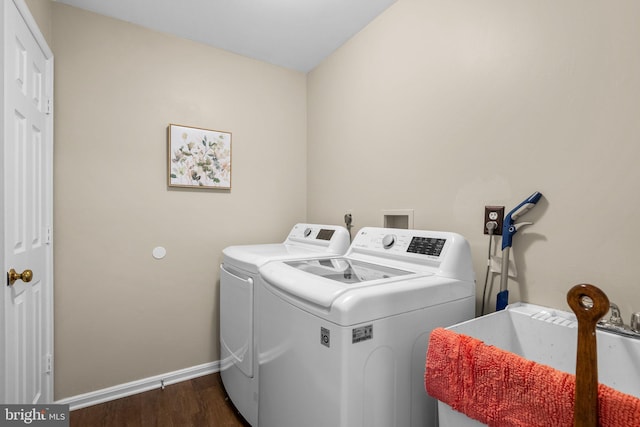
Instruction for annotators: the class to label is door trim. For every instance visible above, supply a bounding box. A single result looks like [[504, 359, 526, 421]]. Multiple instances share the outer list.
[[13, 0, 53, 60]]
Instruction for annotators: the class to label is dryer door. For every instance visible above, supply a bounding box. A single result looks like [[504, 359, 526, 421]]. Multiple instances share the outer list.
[[220, 265, 254, 377]]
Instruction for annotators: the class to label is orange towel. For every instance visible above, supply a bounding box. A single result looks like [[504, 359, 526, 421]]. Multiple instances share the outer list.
[[424, 328, 640, 427]]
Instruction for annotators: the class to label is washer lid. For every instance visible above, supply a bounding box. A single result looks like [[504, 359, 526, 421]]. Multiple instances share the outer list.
[[260, 258, 431, 308], [284, 258, 412, 284]]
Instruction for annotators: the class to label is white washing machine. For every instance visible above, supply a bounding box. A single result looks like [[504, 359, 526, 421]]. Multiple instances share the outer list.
[[257, 227, 476, 427], [220, 223, 350, 426]]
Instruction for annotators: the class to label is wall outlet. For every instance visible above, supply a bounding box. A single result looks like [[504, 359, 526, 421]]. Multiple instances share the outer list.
[[484, 206, 505, 235]]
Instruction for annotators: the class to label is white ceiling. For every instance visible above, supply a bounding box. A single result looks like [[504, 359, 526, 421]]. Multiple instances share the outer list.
[[53, 0, 398, 72]]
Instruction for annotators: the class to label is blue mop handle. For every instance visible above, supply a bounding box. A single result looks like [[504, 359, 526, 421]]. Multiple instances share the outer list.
[[497, 191, 543, 311], [501, 191, 543, 250], [496, 290, 510, 311]]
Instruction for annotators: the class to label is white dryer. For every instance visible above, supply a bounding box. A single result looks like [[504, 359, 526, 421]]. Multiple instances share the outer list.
[[220, 223, 350, 426], [257, 227, 476, 427]]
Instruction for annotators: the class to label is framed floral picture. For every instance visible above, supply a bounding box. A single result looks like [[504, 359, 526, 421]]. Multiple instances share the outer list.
[[167, 124, 232, 189]]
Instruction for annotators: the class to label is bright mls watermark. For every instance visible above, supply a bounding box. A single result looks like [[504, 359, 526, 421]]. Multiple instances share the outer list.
[[1, 405, 68, 426]]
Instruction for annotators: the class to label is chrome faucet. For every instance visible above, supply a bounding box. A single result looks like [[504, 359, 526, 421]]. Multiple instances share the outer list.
[[597, 302, 640, 339], [607, 303, 624, 326], [631, 312, 640, 334]]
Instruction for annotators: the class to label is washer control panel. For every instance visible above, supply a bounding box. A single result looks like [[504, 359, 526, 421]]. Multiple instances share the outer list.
[[346, 227, 474, 282], [379, 234, 445, 256], [351, 227, 452, 260], [406, 236, 446, 257]]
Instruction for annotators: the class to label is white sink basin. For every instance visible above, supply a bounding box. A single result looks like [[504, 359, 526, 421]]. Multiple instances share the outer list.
[[433, 302, 640, 426]]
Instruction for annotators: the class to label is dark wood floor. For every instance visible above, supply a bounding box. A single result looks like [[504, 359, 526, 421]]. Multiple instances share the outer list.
[[70, 373, 250, 427]]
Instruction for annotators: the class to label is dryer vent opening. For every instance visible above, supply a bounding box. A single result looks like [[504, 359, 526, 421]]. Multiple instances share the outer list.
[[382, 209, 414, 229]]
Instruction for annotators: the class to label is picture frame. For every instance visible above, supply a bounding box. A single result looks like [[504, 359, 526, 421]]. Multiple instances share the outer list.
[[167, 123, 232, 189]]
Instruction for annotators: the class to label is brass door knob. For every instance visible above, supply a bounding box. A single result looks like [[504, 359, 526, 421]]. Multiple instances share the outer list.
[[7, 268, 33, 286]]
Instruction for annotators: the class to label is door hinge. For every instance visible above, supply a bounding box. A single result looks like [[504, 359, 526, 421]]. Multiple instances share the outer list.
[[46, 98, 52, 115], [46, 227, 52, 244], [45, 354, 52, 374]]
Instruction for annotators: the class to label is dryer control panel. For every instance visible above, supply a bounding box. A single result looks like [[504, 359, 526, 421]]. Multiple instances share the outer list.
[[286, 223, 351, 252]]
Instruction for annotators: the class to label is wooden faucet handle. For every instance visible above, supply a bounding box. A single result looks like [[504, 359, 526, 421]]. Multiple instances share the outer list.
[[567, 284, 610, 327], [567, 283, 610, 427]]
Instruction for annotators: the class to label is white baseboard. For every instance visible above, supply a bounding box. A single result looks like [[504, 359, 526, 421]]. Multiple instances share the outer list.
[[56, 360, 221, 411]]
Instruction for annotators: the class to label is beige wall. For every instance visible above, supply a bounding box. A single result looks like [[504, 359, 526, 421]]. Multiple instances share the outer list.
[[308, 0, 640, 315], [51, 4, 307, 399]]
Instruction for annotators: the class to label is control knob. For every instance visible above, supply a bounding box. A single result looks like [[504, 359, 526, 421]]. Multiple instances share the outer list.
[[304, 228, 313, 237], [382, 234, 396, 249]]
